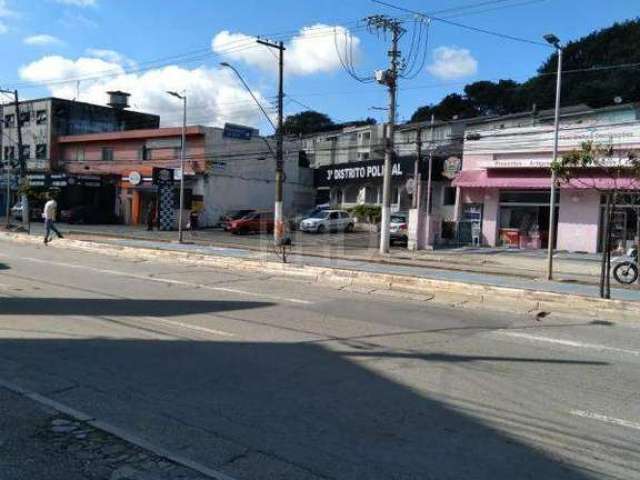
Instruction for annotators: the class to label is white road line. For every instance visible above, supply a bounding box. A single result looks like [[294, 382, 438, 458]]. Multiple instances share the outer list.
[[570, 410, 640, 431], [0, 254, 313, 305], [136, 316, 235, 338], [493, 331, 640, 357]]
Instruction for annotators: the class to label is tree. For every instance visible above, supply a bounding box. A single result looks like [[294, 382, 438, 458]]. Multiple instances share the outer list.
[[282, 111, 334, 135], [552, 141, 640, 298], [410, 94, 478, 122], [410, 19, 640, 121]]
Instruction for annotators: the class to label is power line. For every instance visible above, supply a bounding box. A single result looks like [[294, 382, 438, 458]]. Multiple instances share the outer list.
[[371, 0, 552, 48]]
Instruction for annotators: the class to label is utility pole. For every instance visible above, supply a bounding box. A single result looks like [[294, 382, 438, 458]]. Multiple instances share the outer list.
[[166, 90, 187, 243], [411, 126, 422, 210], [425, 114, 435, 248], [366, 15, 405, 254], [12, 90, 29, 232], [257, 38, 286, 247], [544, 34, 563, 280]]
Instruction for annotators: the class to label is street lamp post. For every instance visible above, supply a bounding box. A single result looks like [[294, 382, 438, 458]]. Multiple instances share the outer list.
[[544, 34, 563, 280], [167, 90, 187, 243]]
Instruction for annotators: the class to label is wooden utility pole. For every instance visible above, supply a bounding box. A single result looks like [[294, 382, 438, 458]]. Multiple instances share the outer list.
[[257, 39, 286, 250]]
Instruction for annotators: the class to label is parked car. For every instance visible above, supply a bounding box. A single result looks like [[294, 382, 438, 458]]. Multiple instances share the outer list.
[[228, 211, 274, 234], [11, 202, 43, 222], [289, 206, 329, 230], [217, 209, 256, 230], [60, 205, 115, 224], [389, 212, 409, 245], [299, 210, 353, 234]]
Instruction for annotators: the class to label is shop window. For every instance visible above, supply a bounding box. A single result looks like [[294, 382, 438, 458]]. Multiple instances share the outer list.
[[343, 185, 359, 203], [21, 145, 30, 160], [4, 114, 15, 128], [442, 186, 456, 206], [36, 144, 47, 160], [102, 148, 114, 161], [365, 185, 378, 203], [499, 191, 552, 204], [36, 110, 48, 124]]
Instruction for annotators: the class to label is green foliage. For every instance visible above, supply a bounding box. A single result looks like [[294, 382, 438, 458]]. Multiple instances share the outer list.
[[552, 140, 640, 190], [348, 204, 381, 224], [283, 111, 335, 135], [411, 19, 640, 121]]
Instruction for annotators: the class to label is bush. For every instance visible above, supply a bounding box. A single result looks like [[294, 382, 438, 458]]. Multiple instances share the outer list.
[[348, 204, 381, 224]]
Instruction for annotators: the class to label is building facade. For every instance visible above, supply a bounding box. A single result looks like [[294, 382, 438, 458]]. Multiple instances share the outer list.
[[58, 125, 314, 228], [453, 103, 640, 253], [0, 93, 159, 214]]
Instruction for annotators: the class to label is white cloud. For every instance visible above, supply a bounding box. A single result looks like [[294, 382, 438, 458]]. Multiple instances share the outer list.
[[0, 0, 16, 34], [212, 24, 361, 76], [54, 0, 97, 6], [24, 34, 64, 46], [426, 46, 478, 80], [86, 48, 136, 68], [19, 54, 271, 129]]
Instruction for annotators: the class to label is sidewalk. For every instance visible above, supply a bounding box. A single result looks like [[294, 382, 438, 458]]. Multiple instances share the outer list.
[[23, 222, 611, 284], [17, 223, 639, 303], [0, 384, 209, 480]]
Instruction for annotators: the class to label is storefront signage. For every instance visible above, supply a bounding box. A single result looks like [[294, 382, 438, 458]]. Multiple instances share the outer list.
[[128, 171, 142, 185], [443, 156, 462, 179], [315, 158, 414, 187], [223, 123, 254, 140], [479, 159, 552, 168], [27, 173, 68, 188]]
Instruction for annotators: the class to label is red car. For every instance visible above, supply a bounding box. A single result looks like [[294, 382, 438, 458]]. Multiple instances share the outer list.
[[228, 211, 274, 234]]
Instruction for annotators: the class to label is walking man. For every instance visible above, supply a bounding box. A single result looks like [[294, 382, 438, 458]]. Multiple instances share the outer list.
[[43, 192, 63, 244]]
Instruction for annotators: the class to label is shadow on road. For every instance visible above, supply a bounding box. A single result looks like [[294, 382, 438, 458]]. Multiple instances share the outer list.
[[0, 298, 274, 317], [0, 337, 614, 479]]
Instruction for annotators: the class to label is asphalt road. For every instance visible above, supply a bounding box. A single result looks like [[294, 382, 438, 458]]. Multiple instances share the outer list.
[[0, 238, 639, 479]]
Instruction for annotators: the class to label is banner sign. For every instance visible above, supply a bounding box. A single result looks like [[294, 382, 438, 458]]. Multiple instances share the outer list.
[[223, 123, 254, 140], [314, 157, 417, 187], [153, 167, 175, 231]]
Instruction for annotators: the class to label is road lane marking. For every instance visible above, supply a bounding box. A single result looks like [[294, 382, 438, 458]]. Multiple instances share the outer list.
[[136, 316, 235, 338], [493, 331, 640, 357], [0, 254, 313, 305], [570, 410, 640, 431]]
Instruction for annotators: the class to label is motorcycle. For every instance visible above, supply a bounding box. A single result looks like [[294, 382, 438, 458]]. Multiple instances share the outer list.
[[612, 247, 639, 285]]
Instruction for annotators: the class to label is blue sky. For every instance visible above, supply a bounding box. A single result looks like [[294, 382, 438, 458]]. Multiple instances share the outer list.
[[0, 0, 638, 130]]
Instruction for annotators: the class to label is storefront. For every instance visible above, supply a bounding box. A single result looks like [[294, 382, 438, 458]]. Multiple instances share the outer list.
[[314, 156, 453, 213]]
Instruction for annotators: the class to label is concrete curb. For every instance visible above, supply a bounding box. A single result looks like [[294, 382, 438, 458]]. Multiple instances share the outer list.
[[2, 232, 638, 321]]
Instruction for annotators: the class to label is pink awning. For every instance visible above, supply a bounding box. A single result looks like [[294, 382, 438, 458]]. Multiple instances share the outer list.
[[453, 169, 640, 190], [452, 170, 551, 189]]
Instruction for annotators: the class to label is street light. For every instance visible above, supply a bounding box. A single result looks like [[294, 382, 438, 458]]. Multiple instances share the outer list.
[[166, 90, 187, 243], [544, 34, 563, 280]]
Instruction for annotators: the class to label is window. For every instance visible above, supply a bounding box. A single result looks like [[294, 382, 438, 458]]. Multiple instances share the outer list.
[[499, 191, 552, 204], [36, 110, 48, 125], [36, 144, 47, 160], [75, 148, 85, 162], [138, 146, 149, 161], [101, 148, 114, 161], [361, 132, 371, 143], [340, 212, 350, 219], [21, 145, 30, 160], [443, 186, 457, 206], [329, 212, 340, 220], [3, 146, 15, 161], [4, 114, 15, 128], [19, 111, 30, 127], [343, 186, 359, 203], [358, 152, 370, 161]]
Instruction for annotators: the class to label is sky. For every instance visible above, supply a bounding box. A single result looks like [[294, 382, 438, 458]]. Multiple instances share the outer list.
[[0, 0, 638, 132]]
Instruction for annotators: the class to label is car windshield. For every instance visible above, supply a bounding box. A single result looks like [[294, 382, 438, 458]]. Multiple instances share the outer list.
[[391, 215, 406, 223]]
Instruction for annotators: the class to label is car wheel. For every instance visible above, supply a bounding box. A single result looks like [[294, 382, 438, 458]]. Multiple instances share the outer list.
[[317, 224, 326, 234], [345, 223, 354, 233]]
